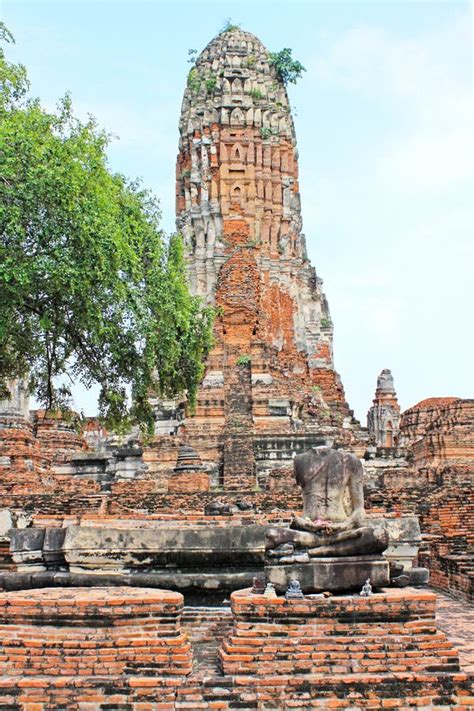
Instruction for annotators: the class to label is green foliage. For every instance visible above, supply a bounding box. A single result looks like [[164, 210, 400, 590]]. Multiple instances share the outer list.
[[246, 55, 256, 67], [249, 87, 263, 100], [0, 27, 214, 431], [236, 355, 251, 366], [221, 18, 240, 33], [320, 318, 332, 328], [187, 67, 201, 94], [187, 67, 217, 96], [205, 75, 217, 93], [269, 48, 306, 86], [260, 126, 278, 140]]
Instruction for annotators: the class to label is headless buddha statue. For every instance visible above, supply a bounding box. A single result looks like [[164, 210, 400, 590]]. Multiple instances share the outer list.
[[266, 447, 387, 558]]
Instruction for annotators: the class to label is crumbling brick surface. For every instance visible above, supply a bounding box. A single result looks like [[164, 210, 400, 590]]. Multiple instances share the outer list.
[[400, 398, 474, 467], [0, 586, 192, 708], [32, 410, 84, 465], [0, 586, 471, 709]]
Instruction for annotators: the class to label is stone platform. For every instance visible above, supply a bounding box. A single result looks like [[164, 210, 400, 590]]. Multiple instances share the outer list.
[[265, 555, 390, 593], [3, 514, 421, 595]]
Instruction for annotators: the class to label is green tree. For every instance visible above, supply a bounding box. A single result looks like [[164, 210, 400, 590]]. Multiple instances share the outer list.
[[269, 48, 306, 86], [0, 25, 214, 432]]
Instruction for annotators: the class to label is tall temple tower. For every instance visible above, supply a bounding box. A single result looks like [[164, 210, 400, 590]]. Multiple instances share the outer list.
[[175, 29, 354, 487]]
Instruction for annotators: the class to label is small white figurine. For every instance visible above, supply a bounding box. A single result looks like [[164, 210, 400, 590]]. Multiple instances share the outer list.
[[263, 582, 277, 598]]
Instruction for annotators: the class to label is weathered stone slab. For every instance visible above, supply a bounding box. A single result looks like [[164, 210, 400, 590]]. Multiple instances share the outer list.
[[265, 555, 390, 593], [9, 528, 46, 571], [375, 514, 422, 569], [0, 569, 256, 592], [0, 509, 13, 537], [63, 524, 265, 573]]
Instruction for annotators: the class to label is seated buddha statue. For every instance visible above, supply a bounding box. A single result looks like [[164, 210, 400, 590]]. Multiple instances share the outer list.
[[266, 447, 387, 560]]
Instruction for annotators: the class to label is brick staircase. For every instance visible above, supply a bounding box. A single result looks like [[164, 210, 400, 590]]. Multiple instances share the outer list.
[[182, 606, 233, 676]]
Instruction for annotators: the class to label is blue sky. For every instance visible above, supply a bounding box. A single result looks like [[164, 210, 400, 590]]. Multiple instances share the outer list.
[[3, 0, 473, 422]]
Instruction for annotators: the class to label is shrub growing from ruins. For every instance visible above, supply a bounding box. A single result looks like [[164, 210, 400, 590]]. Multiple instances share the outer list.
[[221, 19, 240, 33], [269, 48, 306, 86], [0, 25, 214, 432], [205, 75, 217, 94], [236, 355, 251, 366], [249, 88, 263, 100], [260, 126, 278, 140], [187, 67, 201, 94]]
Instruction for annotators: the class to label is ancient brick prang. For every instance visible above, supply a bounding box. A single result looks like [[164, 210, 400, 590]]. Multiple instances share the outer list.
[[32, 409, 84, 469], [175, 29, 352, 486]]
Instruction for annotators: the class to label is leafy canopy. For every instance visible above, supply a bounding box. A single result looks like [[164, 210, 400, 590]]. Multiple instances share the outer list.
[[269, 48, 306, 86], [0, 24, 214, 432]]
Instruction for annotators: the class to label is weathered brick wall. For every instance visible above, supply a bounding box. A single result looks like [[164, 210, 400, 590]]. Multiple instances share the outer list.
[[400, 398, 474, 466], [0, 415, 50, 495], [182, 606, 233, 673], [0, 586, 193, 708], [215, 587, 472, 708], [167, 470, 210, 493], [0, 585, 471, 709], [365, 462, 474, 601], [221, 588, 458, 675]]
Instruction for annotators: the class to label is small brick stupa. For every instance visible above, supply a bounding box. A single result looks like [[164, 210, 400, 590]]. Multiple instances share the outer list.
[[367, 368, 401, 449]]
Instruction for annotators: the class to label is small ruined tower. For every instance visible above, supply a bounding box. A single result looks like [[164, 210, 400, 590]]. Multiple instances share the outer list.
[[176, 28, 351, 487], [367, 369, 401, 449], [0, 379, 49, 480]]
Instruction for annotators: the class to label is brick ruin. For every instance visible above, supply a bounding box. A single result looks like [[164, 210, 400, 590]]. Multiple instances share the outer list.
[[0, 27, 472, 709], [367, 369, 401, 450]]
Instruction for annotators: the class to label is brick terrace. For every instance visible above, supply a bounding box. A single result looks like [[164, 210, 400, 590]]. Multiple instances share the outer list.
[[0, 586, 472, 709]]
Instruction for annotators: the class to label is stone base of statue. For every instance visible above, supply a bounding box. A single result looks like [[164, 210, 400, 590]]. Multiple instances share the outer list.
[[265, 555, 390, 594]]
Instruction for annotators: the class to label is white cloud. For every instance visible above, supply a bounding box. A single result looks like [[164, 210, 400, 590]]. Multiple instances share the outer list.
[[332, 291, 403, 349], [381, 126, 472, 191], [310, 10, 473, 194], [313, 11, 470, 100]]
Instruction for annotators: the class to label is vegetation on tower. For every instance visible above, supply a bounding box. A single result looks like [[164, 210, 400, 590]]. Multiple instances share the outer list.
[[269, 48, 306, 85]]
